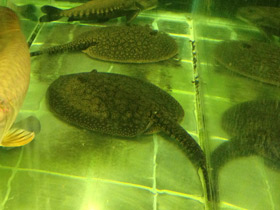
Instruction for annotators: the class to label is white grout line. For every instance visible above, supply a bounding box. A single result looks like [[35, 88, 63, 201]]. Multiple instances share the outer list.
[[152, 134, 159, 210], [0, 147, 24, 208], [107, 65, 114, 73], [258, 163, 275, 210], [151, 18, 159, 210]]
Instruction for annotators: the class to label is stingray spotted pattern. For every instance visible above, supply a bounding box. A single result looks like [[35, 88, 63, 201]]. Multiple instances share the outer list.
[[47, 70, 212, 201], [40, 0, 158, 22], [236, 6, 280, 38], [214, 40, 280, 86], [30, 25, 178, 63]]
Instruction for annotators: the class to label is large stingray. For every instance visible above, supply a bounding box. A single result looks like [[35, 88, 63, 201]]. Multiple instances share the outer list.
[[30, 25, 178, 63], [214, 40, 280, 86], [211, 99, 280, 205], [47, 70, 212, 202]]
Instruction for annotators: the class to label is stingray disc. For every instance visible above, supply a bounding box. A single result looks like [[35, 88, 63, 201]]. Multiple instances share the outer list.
[[82, 25, 179, 63], [222, 99, 280, 137], [214, 41, 280, 86]]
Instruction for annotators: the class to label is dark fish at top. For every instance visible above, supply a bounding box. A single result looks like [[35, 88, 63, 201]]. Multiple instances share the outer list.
[[7, 2, 38, 21], [47, 70, 212, 201], [236, 6, 280, 39], [214, 40, 280, 86], [40, 0, 158, 23], [211, 100, 280, 204], [30, 25, 178, 63]]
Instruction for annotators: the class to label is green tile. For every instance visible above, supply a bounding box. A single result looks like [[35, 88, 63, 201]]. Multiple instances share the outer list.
[[0, 169, 13, 202], [19, 112, 155, 187], [3, 170, 154, 210], [157, 193, 204, 210], [217, 157, 280, 210]]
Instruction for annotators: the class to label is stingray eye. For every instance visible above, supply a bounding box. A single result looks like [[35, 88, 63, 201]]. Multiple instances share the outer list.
[[77, 76, 87, 83], [150, 30, 158, 36], [242, 43, 252, 49]]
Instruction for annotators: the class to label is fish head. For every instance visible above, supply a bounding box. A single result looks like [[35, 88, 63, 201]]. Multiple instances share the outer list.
[[0, 98, 16, 144], [236, 6, 264, 23], [135, 0, 158, 10]]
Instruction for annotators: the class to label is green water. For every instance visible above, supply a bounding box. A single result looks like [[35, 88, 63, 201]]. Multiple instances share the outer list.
[[0, 0, 279, 210]]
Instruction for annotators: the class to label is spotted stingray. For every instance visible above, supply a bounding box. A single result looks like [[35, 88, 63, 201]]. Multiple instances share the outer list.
[[211, 99, 280, 204], [30, 25, 178, 63], [47, 70, 212, 201], [214, 40, 280, 86]]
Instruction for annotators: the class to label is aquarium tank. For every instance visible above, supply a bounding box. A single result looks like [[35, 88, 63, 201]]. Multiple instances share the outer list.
[[0, 0, 279, 209]]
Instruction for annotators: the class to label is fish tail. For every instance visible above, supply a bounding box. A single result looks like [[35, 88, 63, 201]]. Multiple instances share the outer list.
[[159, 119, 213, 203], [40, 5, 62, 22], [17, 4, 37, 21], [210, 134, 263, 206], [210, 141, 234, 206], [175, 128, 213, 203], [30, 45, 67, 56], [30, 40, 93, 57]]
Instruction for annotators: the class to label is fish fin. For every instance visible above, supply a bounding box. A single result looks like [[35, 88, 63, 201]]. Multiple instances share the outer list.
[[40, 5, 62, 22], [126, 10, 139, 23], [1, 128, 35, 147], [12, 116, 41, 135], [18, 4, 38, 21]]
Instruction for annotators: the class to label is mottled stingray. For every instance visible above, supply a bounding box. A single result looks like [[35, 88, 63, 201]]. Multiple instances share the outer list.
[[211, 99, 280, 204], [236, 6, 280, 39], [214, 41, 280, 86], [47, 70, 211, 201], [30, 25, 178, 63]]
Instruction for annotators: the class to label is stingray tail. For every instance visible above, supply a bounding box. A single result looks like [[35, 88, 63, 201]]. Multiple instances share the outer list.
[[30, 44, 71, 57], [171, 125, 212, 202], [30, 41, 93, 57], [210, 136, 259, 207], [211, 141, 235, 206], [157, 116, 213, 203], [40, 5, 62, 22]]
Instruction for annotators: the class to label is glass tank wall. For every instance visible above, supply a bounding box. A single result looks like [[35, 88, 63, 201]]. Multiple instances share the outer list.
[[0, 0, 279, 209]]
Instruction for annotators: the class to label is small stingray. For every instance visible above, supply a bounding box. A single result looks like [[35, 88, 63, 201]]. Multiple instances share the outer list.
[[211, 99, 280, 204], [47, 70, 211, 201], [214, 40, 280, 86], [236, 6, 280, 39], [30, 25, 178, 64]]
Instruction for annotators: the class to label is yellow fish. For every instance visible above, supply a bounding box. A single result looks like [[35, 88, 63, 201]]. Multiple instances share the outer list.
[[0, 7, 34, 147]]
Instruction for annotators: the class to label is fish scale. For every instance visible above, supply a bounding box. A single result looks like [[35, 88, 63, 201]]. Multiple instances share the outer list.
[[47, 70, 212, 201], [0, 7, 34, 147]]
